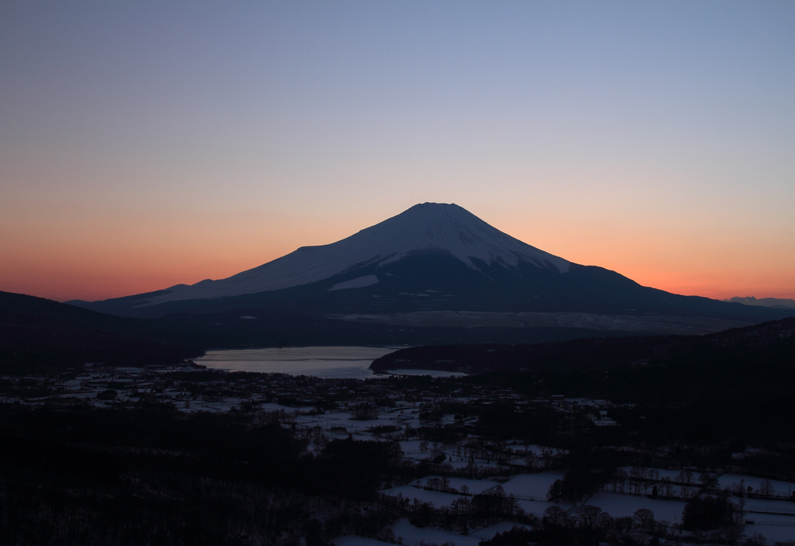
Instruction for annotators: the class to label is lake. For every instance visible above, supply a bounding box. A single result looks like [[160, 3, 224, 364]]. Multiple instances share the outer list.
[[196, 346, 466, 379]]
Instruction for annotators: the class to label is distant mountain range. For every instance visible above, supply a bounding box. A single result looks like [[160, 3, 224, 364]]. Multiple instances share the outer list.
[[726, 296, 795, 310], [67, 203, 794, 345]]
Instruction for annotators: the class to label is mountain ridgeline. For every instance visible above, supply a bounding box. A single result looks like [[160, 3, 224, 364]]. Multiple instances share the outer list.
[[0, 291, 206, 373], [67, 203, 793, 346]]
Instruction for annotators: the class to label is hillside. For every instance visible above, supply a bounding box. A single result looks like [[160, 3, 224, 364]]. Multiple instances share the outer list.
[[0, 291, 207, 372], [371, 317, 795, 375]]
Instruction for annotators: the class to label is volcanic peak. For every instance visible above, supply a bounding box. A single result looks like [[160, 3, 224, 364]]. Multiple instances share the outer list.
[[134, 202, 570, 305]]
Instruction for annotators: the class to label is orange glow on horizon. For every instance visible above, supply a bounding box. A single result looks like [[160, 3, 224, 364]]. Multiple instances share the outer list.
[[2, 200, 793, 303], [4, 246, 793, 304]]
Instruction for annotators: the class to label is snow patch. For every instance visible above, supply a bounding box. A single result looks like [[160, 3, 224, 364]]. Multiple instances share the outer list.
[[328, 275, 379, 292]]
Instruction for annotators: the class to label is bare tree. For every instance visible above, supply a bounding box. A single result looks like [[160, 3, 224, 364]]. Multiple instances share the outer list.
[[613, 469, 628, 493], [577, 505, 605, 529], [699, 473, 719, 493], [660, 477, 674, 498], [634, 508, 655, 529], [759, 479, 774, 497], [547, 479, 563, 501], [543, 505, 570, 528]]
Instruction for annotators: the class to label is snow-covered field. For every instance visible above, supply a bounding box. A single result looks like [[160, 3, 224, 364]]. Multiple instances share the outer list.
[[336, 520, 534, 546], [745, 497, 795, 516], [391, 518, 481, 546], [583, 492, 688, 523], [7, 368, 795, 544], [744, 515, 795, 543]]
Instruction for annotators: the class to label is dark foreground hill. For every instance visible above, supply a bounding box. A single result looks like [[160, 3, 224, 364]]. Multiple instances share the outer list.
[[371, 317, 795, 375], [0, 291, 207, 372], [372, 318, 795, 450]]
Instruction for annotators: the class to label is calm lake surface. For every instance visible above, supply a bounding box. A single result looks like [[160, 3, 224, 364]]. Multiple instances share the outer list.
[[196, 346, 466, 379]]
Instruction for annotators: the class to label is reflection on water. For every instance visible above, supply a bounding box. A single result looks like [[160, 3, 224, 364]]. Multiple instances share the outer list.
[[196, 346, 466, 379]]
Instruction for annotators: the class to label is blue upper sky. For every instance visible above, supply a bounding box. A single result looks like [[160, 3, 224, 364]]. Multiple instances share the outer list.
[[1, 1, 794, 301]]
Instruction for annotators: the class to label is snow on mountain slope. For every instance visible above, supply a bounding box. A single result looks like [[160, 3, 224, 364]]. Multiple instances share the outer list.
[[140, 203, 571, 306]]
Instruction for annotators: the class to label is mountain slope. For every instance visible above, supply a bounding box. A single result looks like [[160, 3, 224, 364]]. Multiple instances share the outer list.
[[96, 203, 571, 307], [69, 203, 795, 343], [0, 291, 206, 371]]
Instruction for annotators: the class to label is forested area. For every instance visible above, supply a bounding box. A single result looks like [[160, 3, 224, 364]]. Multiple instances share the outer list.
[[0, 403, 404, 545]]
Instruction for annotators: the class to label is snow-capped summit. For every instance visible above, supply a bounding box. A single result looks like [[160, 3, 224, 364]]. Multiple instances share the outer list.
[[143, 203, 570, 305], [348, 203, 570, 271]]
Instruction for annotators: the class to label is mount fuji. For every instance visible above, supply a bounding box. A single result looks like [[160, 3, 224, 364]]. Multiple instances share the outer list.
[[70, 203, 794, 346], [126, 202, 569, 305]]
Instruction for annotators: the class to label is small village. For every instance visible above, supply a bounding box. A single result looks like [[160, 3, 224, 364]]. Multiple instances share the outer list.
[[2, 364, 794, 545]]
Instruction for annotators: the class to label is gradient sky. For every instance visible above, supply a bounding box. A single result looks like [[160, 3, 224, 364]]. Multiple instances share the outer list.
[[2, 1, 794, 302]]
